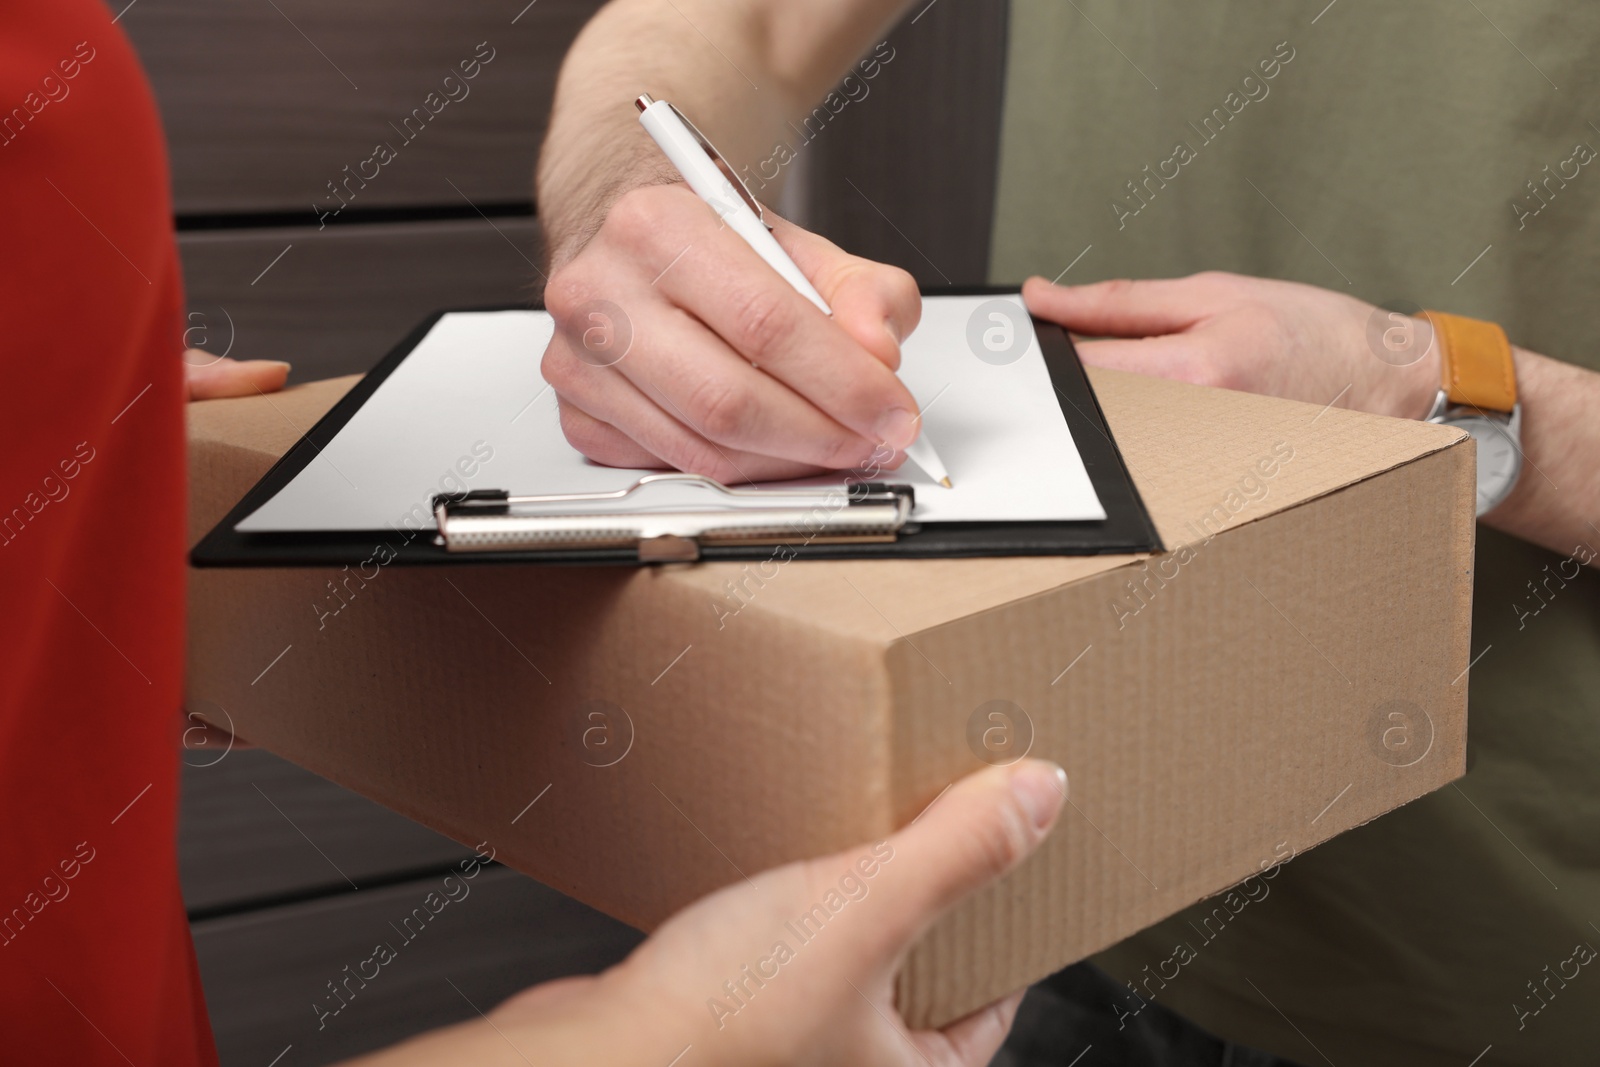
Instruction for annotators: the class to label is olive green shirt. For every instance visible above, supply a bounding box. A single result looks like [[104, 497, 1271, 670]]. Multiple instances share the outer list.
[[991, 3, 1600, 1064]]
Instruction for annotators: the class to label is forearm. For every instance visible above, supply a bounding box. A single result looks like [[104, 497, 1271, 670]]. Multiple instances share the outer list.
[[342, 969, 692, 1067], [535, 0, 910, 266], [1483, 349, 1600, 562]]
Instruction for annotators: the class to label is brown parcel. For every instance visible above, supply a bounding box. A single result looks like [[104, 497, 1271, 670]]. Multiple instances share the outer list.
[[186, 368, 1474, 1029]]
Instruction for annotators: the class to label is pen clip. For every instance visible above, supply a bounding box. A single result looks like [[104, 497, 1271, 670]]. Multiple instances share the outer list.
[[654, 98, 772, 232]]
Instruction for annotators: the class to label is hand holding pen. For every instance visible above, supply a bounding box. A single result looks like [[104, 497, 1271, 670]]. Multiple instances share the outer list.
[[636, 94, 950, 486], [538, 96, 934, 486]]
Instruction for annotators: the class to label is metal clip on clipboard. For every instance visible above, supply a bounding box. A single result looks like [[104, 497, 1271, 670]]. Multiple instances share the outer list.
[[433, 473, 916, 563]]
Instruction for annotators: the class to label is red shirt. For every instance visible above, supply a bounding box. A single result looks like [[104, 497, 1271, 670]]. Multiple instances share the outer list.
[[1, 1, 215, 1061]]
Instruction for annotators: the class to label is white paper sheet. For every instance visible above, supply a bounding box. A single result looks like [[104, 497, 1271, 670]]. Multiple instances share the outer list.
[[237, 293, 1105, 532]]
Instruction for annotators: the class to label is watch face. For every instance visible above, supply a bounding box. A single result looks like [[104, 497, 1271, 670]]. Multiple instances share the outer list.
[[1455, 415, 1523, 514]]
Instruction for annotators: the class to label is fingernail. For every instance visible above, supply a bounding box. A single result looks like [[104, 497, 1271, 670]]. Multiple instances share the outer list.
[[1009, 761, 1066, 830], [265, 361, 292, 371], [875, 406, 919, 451]]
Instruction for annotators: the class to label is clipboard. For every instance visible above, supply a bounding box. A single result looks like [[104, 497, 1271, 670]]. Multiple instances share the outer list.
[[192, 288, 1160, 567]]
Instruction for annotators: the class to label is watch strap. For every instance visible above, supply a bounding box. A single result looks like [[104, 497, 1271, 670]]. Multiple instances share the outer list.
[[1419, 310, 1517, 413]]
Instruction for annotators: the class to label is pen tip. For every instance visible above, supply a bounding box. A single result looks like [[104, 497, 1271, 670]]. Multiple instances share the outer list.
[[939, 477, 953, 488]]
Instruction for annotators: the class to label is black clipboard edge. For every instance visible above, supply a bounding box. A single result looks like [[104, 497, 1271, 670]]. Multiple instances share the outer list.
[[192, 289, 1160, 567]]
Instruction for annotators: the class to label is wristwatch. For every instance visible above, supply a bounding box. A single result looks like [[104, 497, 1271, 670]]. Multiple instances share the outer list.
[[1419, 310, 1522, 516]]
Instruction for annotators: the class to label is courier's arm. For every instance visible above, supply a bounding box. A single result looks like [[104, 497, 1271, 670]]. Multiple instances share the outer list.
[[537, 0, 913, 267], [1021, 273, 1600, 564], [532, 0, 931, 485], [1481, 349, 1600, 562]]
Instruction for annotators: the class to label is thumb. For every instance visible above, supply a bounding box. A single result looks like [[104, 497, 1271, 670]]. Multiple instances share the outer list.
[[1022, 274, 1209, 338], [866, 759, 1066, 953], [769, 211, 922, 369]]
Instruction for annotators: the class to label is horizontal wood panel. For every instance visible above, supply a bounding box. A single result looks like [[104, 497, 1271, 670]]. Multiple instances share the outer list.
[[178, 217, 542, 381], [120, 0, 602, 215], [178, 749, 475, 916], [193, 865, 643, 1065]]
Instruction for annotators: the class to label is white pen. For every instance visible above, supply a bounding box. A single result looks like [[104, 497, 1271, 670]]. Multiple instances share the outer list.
[[635, 93, 953, 488]]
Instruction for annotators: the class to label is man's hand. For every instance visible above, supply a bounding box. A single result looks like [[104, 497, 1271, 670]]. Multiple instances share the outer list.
[[542, 183, 924, 484], [183, 348, 290, 401], [1024, 271, 1600, 560], [1022, 271, 1439, 419], [350, 759, 1067, 1067]]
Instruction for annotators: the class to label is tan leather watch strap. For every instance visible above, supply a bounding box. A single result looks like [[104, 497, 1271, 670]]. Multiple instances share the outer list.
[[1419, 310, 1517, 413]]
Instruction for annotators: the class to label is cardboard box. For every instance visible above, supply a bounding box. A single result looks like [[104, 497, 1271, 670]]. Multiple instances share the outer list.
[[185, 368, 1474, 1028]]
